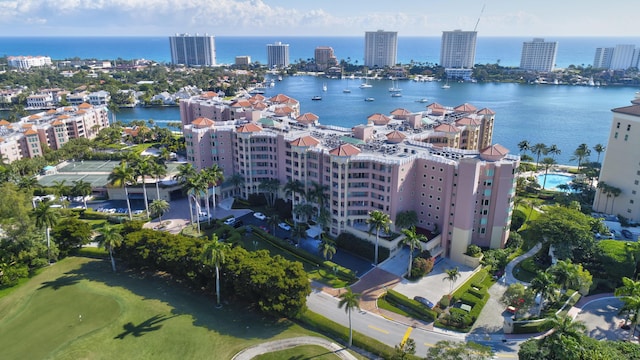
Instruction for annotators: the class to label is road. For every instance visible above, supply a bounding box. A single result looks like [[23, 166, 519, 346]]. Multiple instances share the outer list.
[[307, 289, 519, 358]]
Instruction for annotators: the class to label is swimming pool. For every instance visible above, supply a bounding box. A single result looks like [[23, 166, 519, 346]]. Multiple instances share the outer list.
[[537, 173, 574, 191]]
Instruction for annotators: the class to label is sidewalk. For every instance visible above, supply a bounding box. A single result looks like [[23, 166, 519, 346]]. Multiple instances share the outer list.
[[504, 243, 541, 285]]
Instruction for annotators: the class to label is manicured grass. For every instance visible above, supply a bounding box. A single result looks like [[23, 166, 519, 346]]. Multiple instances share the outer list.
[[254, 345, 342, 359], [0, 257, 337, 360]]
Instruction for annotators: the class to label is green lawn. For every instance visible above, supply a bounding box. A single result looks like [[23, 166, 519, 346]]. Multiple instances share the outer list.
[[0, 257, 341, 360], [254, 345, 342, 359]]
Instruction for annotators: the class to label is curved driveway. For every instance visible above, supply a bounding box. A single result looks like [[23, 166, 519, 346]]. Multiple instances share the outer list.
[[231, 336, 357, 360]]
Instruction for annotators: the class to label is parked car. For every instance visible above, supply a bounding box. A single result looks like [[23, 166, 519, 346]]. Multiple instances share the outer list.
[[233, 220, 244, 228], [253, 212, 267, 220], [278, 222, 291, 231], [622, 229, 634, 239], [506, 306, 518, 314], [413, 296, 435, 309], [223, 217, 236, 225]]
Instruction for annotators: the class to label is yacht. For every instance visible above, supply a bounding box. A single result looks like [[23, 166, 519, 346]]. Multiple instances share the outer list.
[[359, 78, 372, 88], [416, 98, 429, 103], [322, 82, 328, 92], [311, 95, 322, 101], [364, 97, 375, 102], [391, 93, 402, 97]]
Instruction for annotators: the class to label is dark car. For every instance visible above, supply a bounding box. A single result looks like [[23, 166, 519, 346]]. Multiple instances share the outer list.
[[233, 220, 244, 228], [413, 296, 435, 309], [622, 229, 634, 239]]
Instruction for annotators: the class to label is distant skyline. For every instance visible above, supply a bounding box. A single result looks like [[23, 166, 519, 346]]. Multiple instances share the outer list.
[[1, 0, 636, 37]]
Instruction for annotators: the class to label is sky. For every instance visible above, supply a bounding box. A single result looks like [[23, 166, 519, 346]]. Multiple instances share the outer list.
[[0, 0, 636, 37]]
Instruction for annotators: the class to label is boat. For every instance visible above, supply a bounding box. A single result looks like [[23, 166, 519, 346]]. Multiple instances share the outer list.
[[269, 79, 275, 87], [278, 75, 283, 81], [388, 79, 402, 92], [416, 98, 429, 103], [364, 97, 375, 102], [359, 78, 372, 88], [343, 88, 351, 93], [391, 93, 402, 97], [311, 95, 322, 101], [322, 82, 327, 92], [441, 78, 450, 89]]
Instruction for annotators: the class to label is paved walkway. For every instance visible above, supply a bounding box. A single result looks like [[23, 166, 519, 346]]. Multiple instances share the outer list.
[[231, 336, 358, 360], [504, 243, 542, 285]]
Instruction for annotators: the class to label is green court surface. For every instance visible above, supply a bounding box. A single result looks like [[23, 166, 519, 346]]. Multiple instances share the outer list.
[[38, 173, 110, 188], [0, 257, 319, 360], [58, 160, 119, 173]]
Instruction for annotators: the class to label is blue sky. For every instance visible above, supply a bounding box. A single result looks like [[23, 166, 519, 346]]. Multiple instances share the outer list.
[[1, 0, 635, 37]]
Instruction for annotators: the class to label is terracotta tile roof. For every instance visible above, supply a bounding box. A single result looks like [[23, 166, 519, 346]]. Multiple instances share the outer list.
[[201, 91, 218, 98], [477, 108, 495, 115], [237, 123, 262, 133], [296, 112, 319, 124], [46, 109, 57, 115], [454, 103, 477, 113], [434, 124, 460, 133], [329, 143, 361, 156], [64, 107, 74, 112], [249, 94, 265, 102], [28, 114, 41, 120], [51, 120, 64, 126], [455, 117, 481, 126], [390, 108, 411, 116], [253, 102, 267, 110], [191, 117, 215, 127], [57, 115, 70, 120], [78, 103, 92, 109], [0, 137, 3, 142], [480, 144, 510, 159], [230, 99, 252, 108], [76, 110, 86, 115], [290, 135, 320, 147], [0, 120, 10, 126], [367, 113, 391, 125], [22, 123, 33, 128], [269, 94, 291, 103], [427, 102, 445, 110], [385, 130, 406, 143], [24, 129, 38, 136], [612, 105, 640, 117], [274, 106, 294, 116]]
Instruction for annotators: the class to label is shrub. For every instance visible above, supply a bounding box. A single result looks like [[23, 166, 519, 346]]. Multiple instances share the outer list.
[[335, 232, 390, 263], [510, 209, 527, 231], [410, 257, 435, 279], [385, 290, 437, 321], [466, 244, 482, 257], [439, 295, 450, 308]]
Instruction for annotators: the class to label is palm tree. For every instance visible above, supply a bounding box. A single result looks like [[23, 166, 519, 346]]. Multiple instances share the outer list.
[[597, 181, 610, 211], [293, 202, 314, 224], [174, 162, 196, 184], [150, 160, 167, 200], [367, 210, 391, 266], [292, 223, 307, 247], [33, 201, 59, 264], [283, 179, 305, 203], [71, 179, 92, 209], [201, 235, 230, 308], [531, 143, 548, 169], [570, 143, 591, 171], [51, 179, 70, 204], [108, 161, 135, 220], [204, 164, 224, 220], [395, 210, 418, 230], [548, 260, 577, 292], [149, 199, 170, 223], [546, 144, 561, 159], [401, 227, 425, 276], [307, 181, 329, 218], [540, 157, 557, 190], [185, 175, 207, 234], [542, 315, 587, 355], [258, 178, 281, 208], [609, 186, 622, 214], [133, 156, 152, 219], [338, 287, 361, 347], [319, 238, 337, 260], [530, 271, 557, 316], [615, 277, 640, 340], [443, 267, 461, 295], [227, 173, 244, 197], [267, 214, 280, 235], [98, 224, 123, 272], [517, 139, 530, 155], [593, 144, 606, 165]]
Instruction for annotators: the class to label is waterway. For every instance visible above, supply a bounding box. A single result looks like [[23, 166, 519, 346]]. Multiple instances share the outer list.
[[115, 76, 639, 165]]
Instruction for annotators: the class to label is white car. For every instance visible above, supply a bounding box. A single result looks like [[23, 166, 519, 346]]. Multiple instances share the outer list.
[[223, 217, 236, 225], [253, 212, 267, 220], [278, 222, 291, 231]]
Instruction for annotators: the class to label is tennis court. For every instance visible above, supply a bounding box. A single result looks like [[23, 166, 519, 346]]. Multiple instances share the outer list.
[[58, 160, 118, 173], [38, 173, 110, 188]]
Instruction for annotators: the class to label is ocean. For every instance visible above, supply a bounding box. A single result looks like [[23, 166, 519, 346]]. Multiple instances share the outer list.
[[2, 36, 640, 68]]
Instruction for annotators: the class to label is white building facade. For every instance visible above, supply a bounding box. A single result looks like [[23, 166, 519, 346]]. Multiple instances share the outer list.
[[519, 38, 558, 72], [169, 34, 217, 66], [267, 42, 290, 69], [440, 30, 477, 69], [364, 30, 398, 68]]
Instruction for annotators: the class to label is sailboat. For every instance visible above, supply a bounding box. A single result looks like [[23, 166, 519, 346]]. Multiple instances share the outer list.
[[323, 82, 328, 92], [360, 77, 372, 88], [388, 79, 402, 92], [441, 78, 451, 89], [343, 78, 351, 93]]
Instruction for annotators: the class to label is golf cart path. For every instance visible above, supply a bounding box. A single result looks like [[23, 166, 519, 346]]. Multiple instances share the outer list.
[[231, 336, 357, 360]]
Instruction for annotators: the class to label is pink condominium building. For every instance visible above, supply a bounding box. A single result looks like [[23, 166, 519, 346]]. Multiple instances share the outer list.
[[181, 93, 519, 262]]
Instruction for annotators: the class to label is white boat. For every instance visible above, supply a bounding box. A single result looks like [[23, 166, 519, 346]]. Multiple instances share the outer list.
[[269, 79, 275, 87], [278, 75, 283, 81], [416, 98, 429, 103], [441, 79, 450, 89], [343, 88, 351, 93], [359, 78, 372, 88], [312, 95, 322, 101], [391, 93, 402, 97], [364, 97, 375, 102], [388, 79, 402, 92], [322, 82, 327, 92]]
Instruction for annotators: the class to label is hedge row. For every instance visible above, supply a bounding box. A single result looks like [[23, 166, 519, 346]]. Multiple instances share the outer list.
[[385, 289, 437, 322], [335, 232, 390, 264], [513, 319, 553, 334]]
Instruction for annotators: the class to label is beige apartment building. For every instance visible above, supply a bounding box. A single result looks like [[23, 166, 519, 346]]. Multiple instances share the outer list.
[[593, 94, 640, 222], [0, 103, 109, 163], [182, 93, 519, 262]]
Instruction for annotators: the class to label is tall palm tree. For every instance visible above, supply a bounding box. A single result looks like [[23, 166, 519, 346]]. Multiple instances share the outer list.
[[108, 161, 135, 220], [174, 162, 196, 184], [258, 178, 281, 208], [185, 175, 207, 234], [204, 164, 224, 220], [338, 287, 361, 347], [227, 173, 245, 197], [51, 179, 70, 203], [443, 267, 461, 295], [267, 214, 280, 235], [71, 179, 92, 209], [531, 143, 548, 169], [517, 140, 530, 155], [367, 210, 391, 266], [546, 144, 561, 159], [133, 156, 152, 219], [540, 157, 557, 190], [33, 201, 59, 264], [395, 210, 418, 230], [149, 199, 170, 223], [401, 226, 425, 276], [542, 315, 587, 356], [615, 277, 640, 340], [570, 143, 591, 171], [548, 260, 577, 292], [593, 144, 606, 165], [319, 238, 337, 260], [283, 179, 306, 203], [307, 181, 329, 218], [292, 223, 307, 247], [609, 186, 622, 214], [293, 202, 314, 224], [150, 160, 167, 200], [531, 271, 557, 316], [201, 235, 230, 308], [98, 224, 123, 272]]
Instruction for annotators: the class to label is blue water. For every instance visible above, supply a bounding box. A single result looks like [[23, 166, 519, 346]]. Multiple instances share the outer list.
[[537, 174, 574, 190], [115, 76, 637, 165], [2, 36, 640, 68]]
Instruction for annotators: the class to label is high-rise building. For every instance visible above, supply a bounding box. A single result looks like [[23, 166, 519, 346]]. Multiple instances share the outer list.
[[593, 93, 640, 222], [267, 41, 290, 69], [610, 44, 637, 70], [314, 46, 338, 71], [519, 38, 558, 72], [593, 47, 615, 69], [235, 56, 251, 66], [364, 30, 398, 68], [169, 33, 216, 66], [440, 30, 477, 69]]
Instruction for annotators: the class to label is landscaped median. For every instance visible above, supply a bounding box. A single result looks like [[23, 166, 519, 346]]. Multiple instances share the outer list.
[[508, 289, 582, 334]]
